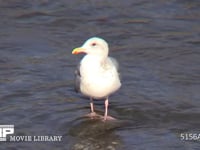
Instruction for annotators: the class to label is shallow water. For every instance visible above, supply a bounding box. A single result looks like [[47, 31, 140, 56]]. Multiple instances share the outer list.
[[0, 0, 200, 150]]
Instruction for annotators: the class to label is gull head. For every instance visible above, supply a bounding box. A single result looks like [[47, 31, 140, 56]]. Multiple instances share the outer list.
[[72, 37, 109, 58]]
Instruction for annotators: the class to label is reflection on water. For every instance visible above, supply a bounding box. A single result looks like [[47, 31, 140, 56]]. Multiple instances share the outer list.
[[0, 0, 200, 150]]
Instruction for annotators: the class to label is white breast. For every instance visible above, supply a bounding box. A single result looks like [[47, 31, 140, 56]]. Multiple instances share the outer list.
[[79, 55, 121, 99]]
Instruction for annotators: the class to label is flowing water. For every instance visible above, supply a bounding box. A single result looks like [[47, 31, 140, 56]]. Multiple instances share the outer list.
[[0, 0, 200, 150]]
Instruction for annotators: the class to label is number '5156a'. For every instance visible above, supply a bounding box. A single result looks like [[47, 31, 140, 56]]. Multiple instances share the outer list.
[[180, 133, 200, 141]]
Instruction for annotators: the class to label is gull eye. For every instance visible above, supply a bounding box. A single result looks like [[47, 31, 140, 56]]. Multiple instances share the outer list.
[[91, 42, 97, 46]]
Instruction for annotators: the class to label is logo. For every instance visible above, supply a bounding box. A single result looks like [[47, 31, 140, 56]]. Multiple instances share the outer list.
[[0, 125, 14, 141], [0, 125, 62, 142]]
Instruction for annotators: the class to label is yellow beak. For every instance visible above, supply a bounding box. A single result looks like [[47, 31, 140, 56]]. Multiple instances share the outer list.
[[72, 47, 86, 55]]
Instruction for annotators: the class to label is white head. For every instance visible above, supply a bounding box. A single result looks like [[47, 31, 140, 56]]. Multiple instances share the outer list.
[[72, 37, 109, 59]]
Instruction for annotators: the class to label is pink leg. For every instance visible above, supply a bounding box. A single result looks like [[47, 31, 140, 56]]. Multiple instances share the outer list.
[[90, 98, 94, 113], [86, 98, 97, 118], [104, 98, 109, 121], [103, 98, 116, 121]]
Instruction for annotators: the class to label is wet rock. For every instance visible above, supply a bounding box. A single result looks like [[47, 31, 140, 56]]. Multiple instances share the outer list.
[[73, 143, 84, 150], [106, 145, 116, 150]]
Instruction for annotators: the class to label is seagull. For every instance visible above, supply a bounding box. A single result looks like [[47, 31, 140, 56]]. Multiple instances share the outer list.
[[72, 37, 121, 121]]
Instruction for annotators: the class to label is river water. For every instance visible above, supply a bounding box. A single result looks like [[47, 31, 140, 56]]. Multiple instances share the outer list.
[[0, 0, 200, 150]]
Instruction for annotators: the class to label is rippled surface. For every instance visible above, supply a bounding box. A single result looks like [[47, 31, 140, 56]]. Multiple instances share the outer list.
[[0, 0, 200, 149]]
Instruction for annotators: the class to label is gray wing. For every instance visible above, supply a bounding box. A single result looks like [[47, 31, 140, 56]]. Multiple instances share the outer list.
[[109, 57, 121, 80], [109, 57, 119, 71], [74, 63, 81, 93]]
